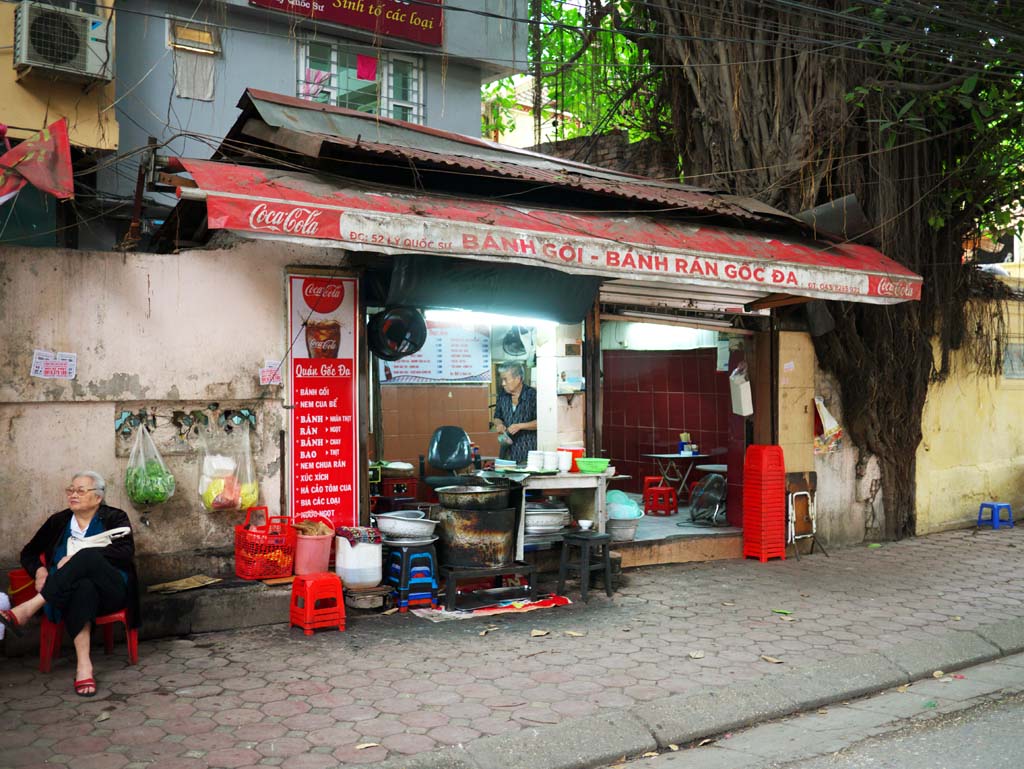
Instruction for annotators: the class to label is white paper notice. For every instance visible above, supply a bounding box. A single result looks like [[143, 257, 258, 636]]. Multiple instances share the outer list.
[[30, 350, 77, 380], [259, 359, 283, 386]]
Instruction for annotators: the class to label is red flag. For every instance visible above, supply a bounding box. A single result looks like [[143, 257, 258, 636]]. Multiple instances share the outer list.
[[356, 54, 378, 82], [0, 119, 74, 206]]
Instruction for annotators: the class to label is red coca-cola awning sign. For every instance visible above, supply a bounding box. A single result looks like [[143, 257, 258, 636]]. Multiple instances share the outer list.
[[249, 0, 443, 46], [178, 159, 923, 305]]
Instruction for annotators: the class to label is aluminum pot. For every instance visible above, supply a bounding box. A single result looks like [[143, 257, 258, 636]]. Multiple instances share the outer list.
[[434, 507, 516, 568], [435, 485, 510, 511]]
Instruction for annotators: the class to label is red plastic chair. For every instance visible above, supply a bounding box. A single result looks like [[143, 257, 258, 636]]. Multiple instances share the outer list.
[[39, 608, 139, 673]]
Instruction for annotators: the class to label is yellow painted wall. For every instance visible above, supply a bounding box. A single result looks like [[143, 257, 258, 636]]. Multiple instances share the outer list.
[[778, 331, 816, 472], [0, 4, 118, 150], [916, 298, 1024, 533]]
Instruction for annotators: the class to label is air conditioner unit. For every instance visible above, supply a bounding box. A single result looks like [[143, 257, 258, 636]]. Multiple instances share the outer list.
[[14, 1, 113, 83]]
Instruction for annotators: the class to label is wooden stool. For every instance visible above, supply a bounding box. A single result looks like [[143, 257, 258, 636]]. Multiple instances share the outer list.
[[557, 532, 614, 601], [290, 573, 346, 635]]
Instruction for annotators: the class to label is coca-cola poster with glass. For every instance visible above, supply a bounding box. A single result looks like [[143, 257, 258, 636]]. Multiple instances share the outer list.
[[287, 275, 359, 526]]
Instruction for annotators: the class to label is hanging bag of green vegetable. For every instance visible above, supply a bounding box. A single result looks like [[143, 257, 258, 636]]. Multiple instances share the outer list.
[[126, 425, 176, 506]]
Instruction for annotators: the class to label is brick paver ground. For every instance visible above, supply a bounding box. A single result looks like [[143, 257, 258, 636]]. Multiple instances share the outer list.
[[2, 527, 1023, 768]]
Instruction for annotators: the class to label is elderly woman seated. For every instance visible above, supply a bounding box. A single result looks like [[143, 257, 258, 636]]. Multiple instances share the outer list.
[[0, 471, 139, 697]]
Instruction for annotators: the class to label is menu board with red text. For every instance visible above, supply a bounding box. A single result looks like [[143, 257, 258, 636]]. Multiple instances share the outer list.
[[288, 275, 359, 526]]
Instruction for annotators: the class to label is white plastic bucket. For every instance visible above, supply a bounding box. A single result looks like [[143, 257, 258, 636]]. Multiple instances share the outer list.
[[335, 536, 382, 588]]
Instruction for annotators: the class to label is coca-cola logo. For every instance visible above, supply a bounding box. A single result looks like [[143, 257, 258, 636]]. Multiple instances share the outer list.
[[248, 203, 322, 236], [302, 279, 344, 313], [876, 277, 916, 298]]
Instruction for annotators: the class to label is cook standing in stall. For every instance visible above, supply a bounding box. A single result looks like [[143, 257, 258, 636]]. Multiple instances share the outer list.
[[492, 362, 538, 464]]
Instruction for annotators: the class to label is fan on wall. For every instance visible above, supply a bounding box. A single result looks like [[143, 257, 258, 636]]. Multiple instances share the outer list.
[[688, 474, 728, 526], [493, 325, 535, 364]]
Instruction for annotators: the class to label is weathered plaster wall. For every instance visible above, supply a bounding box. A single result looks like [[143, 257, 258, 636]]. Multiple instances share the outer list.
[[0, 241, 353, 577], [915, 342, 1024, 534], [812, 372, 879, 544], [781, 334, 877, 546]]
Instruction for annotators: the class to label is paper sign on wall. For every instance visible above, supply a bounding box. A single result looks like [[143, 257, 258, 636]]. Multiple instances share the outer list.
[[30, 350, 77, 380], [380, 321, 491, 383]]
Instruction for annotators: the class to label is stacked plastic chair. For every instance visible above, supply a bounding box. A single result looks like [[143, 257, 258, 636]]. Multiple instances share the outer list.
[[290, 573, 346, 635], [742, 445, 787, 562], [385, 543, 439, 612]]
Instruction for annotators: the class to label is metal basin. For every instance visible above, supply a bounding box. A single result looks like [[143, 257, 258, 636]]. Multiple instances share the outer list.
[[435, 485, 510, 511], [434, 507, 516, 568]]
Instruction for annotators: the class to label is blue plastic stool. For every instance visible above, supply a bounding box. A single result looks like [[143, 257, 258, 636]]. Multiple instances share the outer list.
[[977, 502, 1014, 529]]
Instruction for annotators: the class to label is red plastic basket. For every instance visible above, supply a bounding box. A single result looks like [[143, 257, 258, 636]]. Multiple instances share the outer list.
[[234, 506, 297, 580]]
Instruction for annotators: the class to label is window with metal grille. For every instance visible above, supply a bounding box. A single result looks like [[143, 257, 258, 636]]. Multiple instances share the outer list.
[[1004, 299, 1024, 380], [299, 40, 424, 124]]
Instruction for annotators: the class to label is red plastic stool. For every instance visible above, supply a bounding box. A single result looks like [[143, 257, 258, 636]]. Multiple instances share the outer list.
[[290, 572, 346, 635], [644, 486, 678, 516], [39, 608, 138, 673], [642, 476, 663, 497]]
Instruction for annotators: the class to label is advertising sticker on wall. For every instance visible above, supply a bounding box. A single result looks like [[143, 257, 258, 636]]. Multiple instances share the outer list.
[[288, 275, 359, 526]]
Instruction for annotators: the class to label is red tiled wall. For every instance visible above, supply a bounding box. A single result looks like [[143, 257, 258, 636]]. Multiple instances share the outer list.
[[376, 385, 499, 472], [602, 349, 746, 524]]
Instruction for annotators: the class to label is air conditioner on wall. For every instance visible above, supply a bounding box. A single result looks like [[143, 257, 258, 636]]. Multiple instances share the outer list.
[[14, 1, 113, 83]]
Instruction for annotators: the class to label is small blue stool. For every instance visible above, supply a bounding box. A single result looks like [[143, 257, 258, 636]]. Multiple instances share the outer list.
[[977, 502, 1014, 529]]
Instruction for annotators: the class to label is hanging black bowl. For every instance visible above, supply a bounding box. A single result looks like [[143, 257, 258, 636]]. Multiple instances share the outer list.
[[368, 307, 427, 361]]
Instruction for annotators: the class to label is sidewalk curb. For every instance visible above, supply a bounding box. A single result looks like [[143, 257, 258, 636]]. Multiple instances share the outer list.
[[373, 618, 1024, 769]]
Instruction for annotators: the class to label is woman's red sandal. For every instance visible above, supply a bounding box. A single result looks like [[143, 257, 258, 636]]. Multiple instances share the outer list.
[[74, 677, 97, 697], [0, 609, 23, 637]]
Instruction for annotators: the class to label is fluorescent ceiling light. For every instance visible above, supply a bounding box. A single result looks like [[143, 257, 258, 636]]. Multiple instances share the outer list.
[[424, 309, 558, 328]]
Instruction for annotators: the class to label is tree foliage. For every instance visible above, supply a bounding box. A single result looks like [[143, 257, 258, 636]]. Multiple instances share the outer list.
[[534, 0, 1024, 538]]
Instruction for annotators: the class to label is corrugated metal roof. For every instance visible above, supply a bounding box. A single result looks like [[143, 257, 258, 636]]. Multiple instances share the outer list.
[[237, 89, 803, 229]]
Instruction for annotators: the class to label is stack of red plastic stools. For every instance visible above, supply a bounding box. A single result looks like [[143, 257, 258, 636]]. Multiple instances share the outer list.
[[742, 445, 787, 562], [290, 573, 346, 635]]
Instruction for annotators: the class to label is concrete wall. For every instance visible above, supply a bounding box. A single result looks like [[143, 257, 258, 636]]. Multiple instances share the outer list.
[[0, 241, 356, 579], [915, 331, 1024, 534], [781, 332, 878, 546], [777, 331, 815, 473], [0, 3, 119, 149], [535, 324, 585, 451]]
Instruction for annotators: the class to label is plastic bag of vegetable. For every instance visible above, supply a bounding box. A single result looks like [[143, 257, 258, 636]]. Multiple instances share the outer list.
[[197, 427, 258, 511], [125, 426, 176, 506]]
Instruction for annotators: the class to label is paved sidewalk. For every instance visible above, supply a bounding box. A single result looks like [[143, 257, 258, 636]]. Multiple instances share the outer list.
[[2, 527, 1024, 769]]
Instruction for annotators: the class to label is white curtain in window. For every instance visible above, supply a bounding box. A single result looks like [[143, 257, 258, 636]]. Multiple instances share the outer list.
[[173, 49, 215, 102]]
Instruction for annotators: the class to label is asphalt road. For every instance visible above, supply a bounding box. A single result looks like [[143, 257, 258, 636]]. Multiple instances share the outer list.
[[608, 673, 1024, 769], [766, 692, 1024, 769]]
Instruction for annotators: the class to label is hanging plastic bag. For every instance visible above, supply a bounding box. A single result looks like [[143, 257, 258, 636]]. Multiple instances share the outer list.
[[125, 426, 176, 505], [198, 428, 258, 511], [729, 362, 754, 416], [813, 396, 844, 454]]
